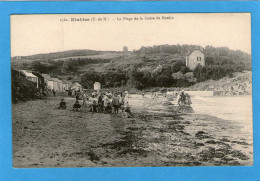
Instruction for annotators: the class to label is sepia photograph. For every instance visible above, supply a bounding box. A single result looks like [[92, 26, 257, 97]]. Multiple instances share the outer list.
[[11, 13, 252, 168]]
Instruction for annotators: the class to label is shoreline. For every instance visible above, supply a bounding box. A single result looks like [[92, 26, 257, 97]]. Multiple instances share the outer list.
[[12, 96, 253, 167]]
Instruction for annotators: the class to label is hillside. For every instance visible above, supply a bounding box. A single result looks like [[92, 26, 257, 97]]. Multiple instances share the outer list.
[[12, 49, 101, 61], [53, 52, 125, 61], [11, 44, 251, 90]]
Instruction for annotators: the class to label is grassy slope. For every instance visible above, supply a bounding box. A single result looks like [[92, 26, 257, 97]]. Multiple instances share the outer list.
[[53, 52, 125, 61]]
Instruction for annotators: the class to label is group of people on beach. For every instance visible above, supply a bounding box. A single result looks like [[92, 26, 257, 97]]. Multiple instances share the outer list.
[[176, 90, 192, 106], [58, 90, 133, 117], [57, 87, 192, 117]]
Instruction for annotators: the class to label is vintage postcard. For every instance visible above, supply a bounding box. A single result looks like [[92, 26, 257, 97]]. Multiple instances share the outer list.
[[11, 13, 252, 168]]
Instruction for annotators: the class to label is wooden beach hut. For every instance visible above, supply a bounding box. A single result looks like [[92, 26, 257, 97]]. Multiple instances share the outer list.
[[94, 82, 101, 91], [20, 70, 39, 88], [71, 82, 83, 92], [42, 74, 54, 90]]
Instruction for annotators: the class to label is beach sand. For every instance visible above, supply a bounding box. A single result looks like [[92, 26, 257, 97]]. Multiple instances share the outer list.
[[12, 96, 253, 168]]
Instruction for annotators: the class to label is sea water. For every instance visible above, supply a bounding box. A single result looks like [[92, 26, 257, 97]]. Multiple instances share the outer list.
[[192, 95, 253, 134], [129, 94, 253, 135]]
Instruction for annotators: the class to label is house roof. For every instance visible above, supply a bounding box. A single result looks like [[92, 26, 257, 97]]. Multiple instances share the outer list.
[[186, 49, 204, 56], [52, 78, 63, 83], [74, 82, 82, 87], [11, 68, 20, 74], [62, 80, 70, 84], [20, 70, 37, 78], [42, 74, 52, 81]]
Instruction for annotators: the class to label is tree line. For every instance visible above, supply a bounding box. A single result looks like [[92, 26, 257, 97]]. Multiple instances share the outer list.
[[25, 44, 251, 89]]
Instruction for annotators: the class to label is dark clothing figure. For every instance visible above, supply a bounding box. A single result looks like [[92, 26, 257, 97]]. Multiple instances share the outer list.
[[68, 90, 72, 97], [185, 93, 192, 105], [58, 99, 67, 109], [97, 95, 103, 112], [177, 91, 185, 106], [90, 101, 98, 112], [98, 95, 103, 105], [122, 105, 133, 118], [76, 94, 79, 100], [112, 96, 119, 114], [52, 89, 56, 97], [73, 100, 81, 110], [104, 103, 112, 114]]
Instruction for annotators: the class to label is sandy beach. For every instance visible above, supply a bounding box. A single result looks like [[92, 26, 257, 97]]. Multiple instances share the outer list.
[[12, 95, 253, 168]]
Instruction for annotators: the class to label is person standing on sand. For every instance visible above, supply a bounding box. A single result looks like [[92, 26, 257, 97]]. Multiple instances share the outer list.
[[52, 89, 56, 97], [97, 94, 103, 112], [118, 94, 122, 110], [112, 93, 119, 114], [177, 90, 185, 106], [68, 89, 72, 97], [82, 92, 87, 107], [103, 94, 110, 113], [76, 92, 79, 100], [185, 93, 192, 106], [124, 91, 130, 104], [73, 99, 81, 111]]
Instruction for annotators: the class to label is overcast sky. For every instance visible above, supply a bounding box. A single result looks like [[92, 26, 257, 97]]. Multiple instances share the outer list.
[[11, 13, 251, 57]]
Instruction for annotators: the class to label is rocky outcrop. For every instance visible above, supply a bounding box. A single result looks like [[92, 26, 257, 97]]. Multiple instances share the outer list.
[[189, 71, 252, 96]]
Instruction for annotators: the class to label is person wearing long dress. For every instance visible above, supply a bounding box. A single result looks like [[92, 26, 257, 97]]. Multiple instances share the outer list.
[[177, 90, 185, 106], [82, 92, 87, 107]]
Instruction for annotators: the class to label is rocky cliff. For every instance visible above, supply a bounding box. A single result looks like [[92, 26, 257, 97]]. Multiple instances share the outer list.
[[189, 71, 252, 96]]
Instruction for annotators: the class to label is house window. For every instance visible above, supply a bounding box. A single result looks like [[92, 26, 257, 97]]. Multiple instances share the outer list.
[[197, 57, 201, 61]]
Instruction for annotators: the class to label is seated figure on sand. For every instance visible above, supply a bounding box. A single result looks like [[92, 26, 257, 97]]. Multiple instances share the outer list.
[[104, 102, 112, 114], [58, 98, 67, 109], [121, 100, 133, 118]]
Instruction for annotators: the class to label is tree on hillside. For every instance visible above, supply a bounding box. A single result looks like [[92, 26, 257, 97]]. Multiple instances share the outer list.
[[171, 60, 186, 73], [80, 71, 100, 89]]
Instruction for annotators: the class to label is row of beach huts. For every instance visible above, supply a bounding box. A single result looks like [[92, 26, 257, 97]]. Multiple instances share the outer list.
[[12, 69, 83, 92]]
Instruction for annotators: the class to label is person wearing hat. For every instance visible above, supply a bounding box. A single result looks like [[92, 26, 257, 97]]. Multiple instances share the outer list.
[[58, 98, 67, 109], [112, 93, 120, 114]]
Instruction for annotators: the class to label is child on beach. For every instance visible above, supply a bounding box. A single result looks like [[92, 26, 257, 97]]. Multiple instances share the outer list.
[[121, 105, 133, 118], [58, 98, 67, 109]]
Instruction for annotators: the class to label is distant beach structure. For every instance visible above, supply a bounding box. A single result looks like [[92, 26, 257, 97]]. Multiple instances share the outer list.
[[94, 82, 101, 91], [186, 49, 205, 70]]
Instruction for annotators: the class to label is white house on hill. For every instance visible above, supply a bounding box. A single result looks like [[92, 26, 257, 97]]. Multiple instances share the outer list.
[[186, 49, 205, 70]]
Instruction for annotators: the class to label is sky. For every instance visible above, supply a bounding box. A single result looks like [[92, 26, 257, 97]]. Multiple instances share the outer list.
[[11, 13, 251, 57]]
